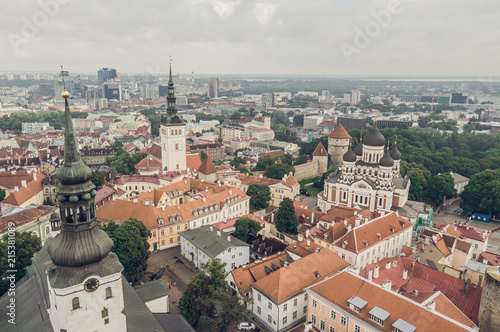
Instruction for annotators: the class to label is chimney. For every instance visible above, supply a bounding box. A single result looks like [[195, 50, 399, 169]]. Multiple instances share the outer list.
[[217, 230, 221, 236], [306, 239, 311, 247], [305, 229, 310, 239], [33, 172, 37, 181], [284, 261, 289, 269], [348, 224, 352, 232], [382, 280, 392, 290], [377, 233, 381, 240], [385, 261, 391, 270], [14, 186, 19, 192], [426, 301, 435, 311], [393, 260, 397, 268], [21, 180, 27, 188], [463, 279, 471, 297], [432, 234, 438, 243], [259, 174, 263, 178], [355, 217, 360, 227], [374, 265, 380, 278], [298, 233, 304, 242], [315, 247, 321, 254], [368, 268, 373, 281], [304, 321, 313, 332], [210, 226, 213, 231], [227, 236, 231, 242], [162, 206, 165, 212], [311, 212, 315, 223], [403, 269, 408, 280]]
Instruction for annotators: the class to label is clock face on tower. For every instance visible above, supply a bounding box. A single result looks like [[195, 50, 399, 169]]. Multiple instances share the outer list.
[[83, 278, 100, 292]]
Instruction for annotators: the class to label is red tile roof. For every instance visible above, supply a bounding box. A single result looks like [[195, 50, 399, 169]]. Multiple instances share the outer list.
[[328, 123, 350, 139], [198, 155, 217, 175], [309, 271, 476, 332], [258, 150, 285, 160], [213, 213, 267, 231], [437, 222, 488, 242], [312, 142, 328, 157], [360, 257, 482, 324], [478, 251, 500, 266], [134, 157, 162, 170], [186, 154, 202, 171]]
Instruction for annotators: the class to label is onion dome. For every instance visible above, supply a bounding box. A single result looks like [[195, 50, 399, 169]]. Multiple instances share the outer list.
[[363, 121, 385, 146], [380, 148, 394, 167], [343, 146, 357, 162], [390, 137, 401, 160]]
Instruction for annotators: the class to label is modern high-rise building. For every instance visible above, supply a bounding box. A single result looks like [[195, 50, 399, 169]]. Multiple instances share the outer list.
[[261, 92, 274, 109], [343, 90, 361, 105], [208, 77, 219, 98], [97, 67, 118, 86], [103, 81, 121, 100]]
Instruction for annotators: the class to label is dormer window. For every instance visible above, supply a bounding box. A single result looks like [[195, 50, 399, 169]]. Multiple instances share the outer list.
[[369, 306, 390, 326], [347, 295, 367, 314]]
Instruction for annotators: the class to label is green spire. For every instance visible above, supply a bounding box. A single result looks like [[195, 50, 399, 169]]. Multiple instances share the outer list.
[[169, 62, 173, 84]]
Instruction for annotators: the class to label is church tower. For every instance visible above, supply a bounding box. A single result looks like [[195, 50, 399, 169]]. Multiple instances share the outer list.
[[160, 64, 186, 172], [47, 89, 126, 331]]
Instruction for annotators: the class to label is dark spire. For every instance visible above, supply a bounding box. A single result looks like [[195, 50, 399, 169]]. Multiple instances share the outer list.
[[48, 79, 114, 268], [162, 61, 183, 125]]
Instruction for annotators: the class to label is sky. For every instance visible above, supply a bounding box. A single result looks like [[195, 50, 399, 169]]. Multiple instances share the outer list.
[[1, 0, 499, 77]]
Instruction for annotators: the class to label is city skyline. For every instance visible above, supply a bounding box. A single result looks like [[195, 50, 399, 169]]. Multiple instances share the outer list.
[[2, 0, 499, 77]]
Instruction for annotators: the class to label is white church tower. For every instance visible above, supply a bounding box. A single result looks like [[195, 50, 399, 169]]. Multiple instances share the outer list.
[[160, 64, 186, 172], [46, 89, 126, 332]]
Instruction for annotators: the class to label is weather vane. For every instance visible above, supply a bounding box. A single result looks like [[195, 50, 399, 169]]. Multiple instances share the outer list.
[[60, 65, 69, 90]]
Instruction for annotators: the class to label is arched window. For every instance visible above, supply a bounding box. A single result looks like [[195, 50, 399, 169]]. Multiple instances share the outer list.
[[171, 130, 173, 135], [176, 164, 179, 170], [45, 226, 50, 236], [106, 287, 112, 299], [72, 297, 80, 310], [175, 143, 179, 150]]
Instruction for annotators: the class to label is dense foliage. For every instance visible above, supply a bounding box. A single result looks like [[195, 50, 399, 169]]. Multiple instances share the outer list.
[[233, 217, 262, 242], [0, 188, 5, 202], [0, 110, 88, 134], [0, 232, 42, 296], [461, 169, 500, 215], [104, 150, 147, 174], [246, 184, 271, 210], [90, 170, 105, 187], [276, 197, 298, 234], [100, 218, 151, 282], [179, 259, 247, 330]]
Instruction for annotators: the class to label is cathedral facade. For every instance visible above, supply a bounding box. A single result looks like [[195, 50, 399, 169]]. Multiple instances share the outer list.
[[318, 123, 410, 213]]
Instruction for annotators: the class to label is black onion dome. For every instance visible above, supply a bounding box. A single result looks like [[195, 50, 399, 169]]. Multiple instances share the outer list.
[[363, 124, 385, 146], [380, 150, 394, 167], [343, 147, 357, 162], [354, 142, 363, 156], [390, 145, 401, 160]]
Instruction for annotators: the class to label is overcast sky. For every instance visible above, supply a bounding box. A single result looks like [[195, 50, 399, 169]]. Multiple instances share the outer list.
[[1, 0, 499, 77]]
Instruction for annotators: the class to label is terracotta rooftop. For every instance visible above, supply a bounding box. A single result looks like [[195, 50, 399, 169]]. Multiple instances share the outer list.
[[258, 150, 285, 161], [478, 251, 500, 266], [134, 157, 162, 170], [335, 212, 413, 254], [198, 155, 217, 175], [0, 205, 53, 234], [360, 257, 482, 324], [186, 153, 202, 171], [309, 271, 476, 332], [312, 142, 328, 157], [437, 222, 489, 242], [0, 171, 44, 190], [1, 175, 45, 206], [327, 123, 350, 139], [286, 240, 322, 258], [252, 248, 348, 303], [230, 252, 293, 298]]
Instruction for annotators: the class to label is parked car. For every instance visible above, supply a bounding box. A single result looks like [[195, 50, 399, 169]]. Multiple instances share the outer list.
[[238, 322, 256, 331], [150, 271, 163, 281]]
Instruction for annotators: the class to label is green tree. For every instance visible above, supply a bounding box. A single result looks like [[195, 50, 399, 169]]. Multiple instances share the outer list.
[[461, 169, 500, 215], [276, 197, 298, 234], [131, 152, 148, 165], [90, 170, 105, 188], [105, 150, 136, 174], [100, 218, 151, 282], [179, 259, 247, 330], [0, 232, 42, 296], [246, 184, 271, 209], [295, 154, 308, 165], [230, 156, 244, 168], [110, 140, 123, 148], [427, 173, 456, 206], [233, 217, 262, 242], [43, 197, 54, 206], [199, 151, 207, 161], [265, 163, 295, 180], [0, 188, 5, 202], [401, 161, 432, 201]]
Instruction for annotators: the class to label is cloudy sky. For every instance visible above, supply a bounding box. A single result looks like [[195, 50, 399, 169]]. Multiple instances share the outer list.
[[1, 0, 499, 77]]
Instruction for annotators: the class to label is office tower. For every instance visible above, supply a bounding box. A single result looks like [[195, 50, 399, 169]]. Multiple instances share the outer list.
[[208, 77, 219, 98], [97, 68, 118, 86]]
